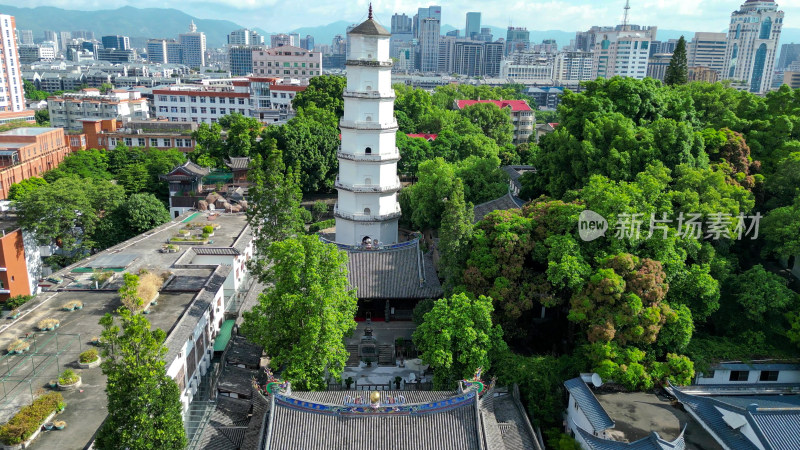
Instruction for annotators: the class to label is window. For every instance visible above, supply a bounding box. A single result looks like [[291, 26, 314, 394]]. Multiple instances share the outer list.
[[238, 98, 245, 105], [228, 98, 236, 104], [365, 147, 372, 154], [170, 96, 178, 102], [124, 137, 132, 146], [363, 208, 371, 215], [200, 97, 206, 103], [137, 138, 145, 147], [729, 371, 749, 382], [158, 95, 167, 101], [150, 138, 158, 147], [180, 107, 186, 113], [760, 371, 779, 382], [210, 97, 216, 104], [220, 108, 226, 114], [201, 107, 207, 114], [190, 97, 197, 103]]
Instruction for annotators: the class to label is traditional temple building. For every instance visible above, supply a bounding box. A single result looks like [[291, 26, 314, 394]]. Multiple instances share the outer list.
[[256, 370, 542, 450], [325, 6, 442, 318]]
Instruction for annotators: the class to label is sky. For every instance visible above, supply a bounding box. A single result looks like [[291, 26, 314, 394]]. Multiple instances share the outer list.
[[14, 0, 800, 32]]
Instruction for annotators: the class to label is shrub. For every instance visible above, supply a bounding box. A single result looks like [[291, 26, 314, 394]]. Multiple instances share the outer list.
[[91, 270, 113, 283], [79, 348, 99, 364], [299, 207, 312, 224], [0, 392, 63, 444], [37, 318, 59, 330], [5, 295, 32, 310], [58, 369, 79, 385], [308, 219, 335, 233], [62, 300, 83, 310], [202, 225, 214, 234], [312, 200, 328, 221], [6, 339, 29, 353], [137, 271, 163, 304]]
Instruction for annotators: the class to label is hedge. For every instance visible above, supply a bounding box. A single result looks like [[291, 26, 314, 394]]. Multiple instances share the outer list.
[[79, 348, 99, 363], [309, 219, 335, 233], [0, 392, 64, 444]]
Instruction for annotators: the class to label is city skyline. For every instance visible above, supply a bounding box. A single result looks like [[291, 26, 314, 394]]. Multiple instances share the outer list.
[[8, 0, 800, 35]]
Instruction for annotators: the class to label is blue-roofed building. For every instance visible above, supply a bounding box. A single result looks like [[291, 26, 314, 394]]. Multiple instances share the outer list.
[[564, 377, 615, 440], [694, 361, 800, 385], [668, 383, 800, 450], [575, 427, 687, 450]]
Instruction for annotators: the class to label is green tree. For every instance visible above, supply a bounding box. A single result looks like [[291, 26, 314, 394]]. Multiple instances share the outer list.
[[413, 293, 506, 389], [458, 102, 515, 147], [43, 148, 111, 182], [99, 82, 113, 94], [245, 145, 303, 283], [34, 109, 49, 125], [23, 80, 49, 101], [291, 75, 346, 117], [403, 158, 457, 231], [95, 308, 186, 450], [664, 36, 688, 86], [219, 113, 262, 157], [761, 196, 800, 259], [190, 122, 224, 168], [118, 273, 143, 313], [438, 179, 473, 291], [717, 265, 799, 334], [241, 236, 357, 390], [8, 177, 47, 202]]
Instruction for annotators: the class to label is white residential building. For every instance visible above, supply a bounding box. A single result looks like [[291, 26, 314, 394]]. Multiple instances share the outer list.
[[47, 88, 149, 129], [723, 0, 784, 93], [500, 59, 554, 83], [179, 21, 207, 68], [0, 15, 25, 115], [251, 45, 322, 85], [554, 51, 595, 83], [592, 26, 657, 80]]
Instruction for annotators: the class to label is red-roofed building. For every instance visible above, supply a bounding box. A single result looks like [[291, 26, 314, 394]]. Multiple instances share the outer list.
[[454, 99, 534, 145], [406, 133, 438, 141]]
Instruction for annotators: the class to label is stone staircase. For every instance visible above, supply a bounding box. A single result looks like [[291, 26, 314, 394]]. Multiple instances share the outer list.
[[345, 344, 360, 367]]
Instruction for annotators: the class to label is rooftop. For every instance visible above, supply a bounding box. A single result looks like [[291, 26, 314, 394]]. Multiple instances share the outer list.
[[0, 127, 56, 136], [455, 99, 532, 112]]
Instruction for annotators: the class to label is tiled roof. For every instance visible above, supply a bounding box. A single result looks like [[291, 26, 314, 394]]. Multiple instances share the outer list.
[[345, 242, 443, 300], [348, 18, 391, 37], [667, 385, 800, 450], [407, 133, 438, 141], [163, 160, 210, 179], [502, 165, 536, 192], [225, 157, 251, 170], [192, 247, 241, 256], [473, 192, 524, 223], [455, 99, 532, 112], [576, 427, 686, 450], [195, 395, 252, 450], [564, 378, 615, 432]]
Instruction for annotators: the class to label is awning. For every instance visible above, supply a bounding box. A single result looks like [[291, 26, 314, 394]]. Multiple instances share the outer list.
[[213, 319, 235, 352]]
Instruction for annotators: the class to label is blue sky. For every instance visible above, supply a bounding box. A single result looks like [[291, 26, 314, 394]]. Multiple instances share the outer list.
[[16, 0, 800, 32]]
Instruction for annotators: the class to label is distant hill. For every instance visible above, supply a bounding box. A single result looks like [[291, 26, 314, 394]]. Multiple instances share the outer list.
[[1, 4, 253, 47]]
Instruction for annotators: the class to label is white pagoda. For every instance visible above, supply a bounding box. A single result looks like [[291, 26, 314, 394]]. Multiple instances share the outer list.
[[334, 5, 401, 247]]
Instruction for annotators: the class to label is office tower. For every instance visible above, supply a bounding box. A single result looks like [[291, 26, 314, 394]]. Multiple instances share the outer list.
[[484, 41, 504, 77], [465, 12, 481, 40], [289, 33, 300, 47], [438, 37, 456, 73], [724, 0, 783, 93], [647, 53, 673, 81], [43, 30, 57, 43], [271, 34, 291, 48], [229, 46, 256, 76], [97, 48, 136, 63], [16, 29, 33, 45], [101, 34, 130, 50], [687, 32, 727, 75], [166, 40, 183, 64], [228, 28, 263, 46], [506, 27, 530, 55], [445, 30, 460, 37], [478, 28, 493, 42], [592, 26, 657, 80], [337, 10, 401, 245], [18, 45, 39, 63], [413, 5, 441, 39], [0, 15, 25, 115], [179, 21, 206, 68], [147, 39, 168, 63], [391, 13, 412, 33], [300, 35, 315, 51], [81, 40, 101, 58], [58, 31, 72, 52], [419, 17, 440, 72], [72, 30, 94, 40], [777, 43, 800, 69], [252, 46, 321, 84], [453, 40, 484, 76]]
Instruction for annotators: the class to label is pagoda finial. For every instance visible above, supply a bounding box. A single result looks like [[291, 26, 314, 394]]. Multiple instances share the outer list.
[[368, 3, 373, 20]]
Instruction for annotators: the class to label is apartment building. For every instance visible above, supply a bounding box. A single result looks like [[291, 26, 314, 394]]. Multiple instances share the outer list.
[[47, 88, 149, 129], [74, 118, 197, 152], [647, 53, 673, 81], [0, 15, 27, 122], [593, 26, 657, 80], [454, 99, 534, 145], [0, 127, 72, 199], [251, 45, 322, 84], [553, 51, 594, 83], [687, 32, 727, 75]]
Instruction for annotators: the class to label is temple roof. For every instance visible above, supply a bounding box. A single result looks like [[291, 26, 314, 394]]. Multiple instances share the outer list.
[[161, 160, 210, 180], [473, 192, 525, 223], [225, 157, 251, 170]]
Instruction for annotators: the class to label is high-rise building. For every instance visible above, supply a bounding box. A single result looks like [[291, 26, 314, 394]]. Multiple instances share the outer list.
[[777, 43, 800, 69], [453, 40, 484, 76], [251, 46, 322, 84], [723, 0, 783, 93], [413, 5, 441, 39], [270, 34, 292, 48], [228, 29, 264, 46], [554, 51, 595, 83], [390, 13, 413, 62], [445, 30, 460, 38], [419, 17, 441, 72], [43, 30, 57, 43], [101, 34, 130, 50], [58, 31, 72, 52], [166, 40, 183, 64], [289, 33, 300, 47], [592, 26, 657, 80], [647, 53, 673, 81], [506, 27, 530, 55], [478, 28, 493, 42], [229, 46, 258, 76], [391, 13, 412, 34], [336, 10, 401, 246], [97, 48, 136, 63], [0, 15, 25, 119], [179, 21, 207, 68], [72, 30, 94, 40], [687, 32, 728, 75], [484, 41, 504, 76], [16, 29, 33, 45], [465, 12, 481, 40], [300, 35, 315, 51], [438, 37, 456, 73], [147, 39, 169, 63]]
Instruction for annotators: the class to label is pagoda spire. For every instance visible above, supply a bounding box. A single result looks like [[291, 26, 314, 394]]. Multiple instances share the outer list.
[[368, 3, 373, 20]]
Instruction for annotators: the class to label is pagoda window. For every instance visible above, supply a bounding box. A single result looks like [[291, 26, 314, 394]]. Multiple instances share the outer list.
[[363, 208, 371, 215], [365, 147, 372, 154]]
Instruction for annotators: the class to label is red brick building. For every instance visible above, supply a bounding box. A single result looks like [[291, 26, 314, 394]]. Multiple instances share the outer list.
[[69, 119, 198, 153], [0, 229, 33, 301], [0, 127, 72, 199]]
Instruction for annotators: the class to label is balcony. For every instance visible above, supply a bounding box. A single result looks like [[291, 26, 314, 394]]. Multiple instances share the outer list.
[[346, 59, 393, 68], [334, 204, 402, 222], [339, 119, 398, 131], [335, 176, 401, 193], [343, 90, 396, 100], [337, 147, 400, 162]]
